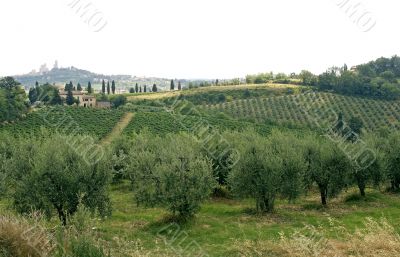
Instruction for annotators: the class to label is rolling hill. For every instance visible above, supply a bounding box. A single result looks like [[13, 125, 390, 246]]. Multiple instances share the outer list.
[[202, 91, 400, 132]]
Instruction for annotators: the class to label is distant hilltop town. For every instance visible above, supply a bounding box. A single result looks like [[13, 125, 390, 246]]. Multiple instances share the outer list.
[[13, 61, 173, 90]]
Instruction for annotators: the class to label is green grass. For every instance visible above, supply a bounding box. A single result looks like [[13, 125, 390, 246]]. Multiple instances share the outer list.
[[1, 183, 400, 256], [87, 186, 400, 256], [203, 92, 400, 132]]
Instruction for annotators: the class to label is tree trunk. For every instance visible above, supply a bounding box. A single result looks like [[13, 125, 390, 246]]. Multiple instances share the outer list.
[[357, 180, 366, 197], [318, 185, 327, 206], [56, 206, 67, 226], [321, 191, 327, 206]]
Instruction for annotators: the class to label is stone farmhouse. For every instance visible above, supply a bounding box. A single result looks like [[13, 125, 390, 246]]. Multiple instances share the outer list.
[[59, 90, 110, 108]]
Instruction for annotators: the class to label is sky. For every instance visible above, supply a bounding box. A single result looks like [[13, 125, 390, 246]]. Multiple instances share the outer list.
[[0, 0, 399, 79]]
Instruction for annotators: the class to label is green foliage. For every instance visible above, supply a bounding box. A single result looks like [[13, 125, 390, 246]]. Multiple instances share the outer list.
[[102, 80, 105, 94], [0, 77, 28, 122], [110, 136, 131, 183], [348, 116, 363, 141], [123, 111, 272, 136], [0, 106, 124, 139], [205, 92, 400, 132], [33, 83, 63, 106], [303, 135, 351, 205], [110, 95, 127, 108], [299, 70, 318, 86], [65, 81, 74, 91], [28, 87, 38, 104], [111, 80, 115, 94], [10, 134, 112, 225], [246, 72, 273, 84], [128, 133, 215, 218], [316, 57, 400, 99], [229, 130, 306, 212], [66, 88, 75, 106], [351, 133, 384, 196], [87, 81, 93, 94], [384, 132, 400, 191]]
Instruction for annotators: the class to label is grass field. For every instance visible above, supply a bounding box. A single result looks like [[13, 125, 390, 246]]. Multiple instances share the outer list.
[[2, 183, 398, 256], [107, 187, 400, 256], [203, 92, 400, 132]]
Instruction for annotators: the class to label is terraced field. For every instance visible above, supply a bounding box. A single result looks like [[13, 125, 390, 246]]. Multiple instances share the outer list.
[[203, 92, 400, 131], [0, 106, 125, 139]]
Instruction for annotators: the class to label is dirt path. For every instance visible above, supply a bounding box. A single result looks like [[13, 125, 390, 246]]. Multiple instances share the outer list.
[[101, 112, 134, 145]]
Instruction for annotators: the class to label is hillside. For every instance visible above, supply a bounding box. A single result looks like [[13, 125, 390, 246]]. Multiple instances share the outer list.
[[13, 66, 171, 89], [0, 106, 125, 139], [127, 83, 303, 101], [202, 92, 400, 132]]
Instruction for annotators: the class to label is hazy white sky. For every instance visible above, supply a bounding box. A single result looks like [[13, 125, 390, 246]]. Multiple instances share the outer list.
[[0, 0, 399, 79]]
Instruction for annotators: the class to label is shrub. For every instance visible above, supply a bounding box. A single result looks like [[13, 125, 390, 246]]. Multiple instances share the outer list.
[[69, 238, 108, 257], [129, 133, 215, 219], [303, 135, 351, 206], [385, 132, 400, 191], [0, 214, 52, 257], [229, 130, 306, 212], [11, 134, 112, 225]]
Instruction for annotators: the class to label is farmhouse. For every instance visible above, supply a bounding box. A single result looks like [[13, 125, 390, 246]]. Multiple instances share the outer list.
[[81, 95, 96, 107], [59, 90, 108, 108], [59, 90, 83, 102]]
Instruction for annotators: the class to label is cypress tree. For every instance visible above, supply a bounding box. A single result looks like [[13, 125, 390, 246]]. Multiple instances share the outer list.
[[77, 83, 82, 91], [170, 79, 175, 90], [152, 84, 157, 92], [178, 81, 182, 90], [28, 87, 38, 104], [135, 83, 139, 93], [66, 88, 74, 105], [107, 81, 110, 95], [87, 82, 92, 94], [102, 80, 106, 94], [111, 80, 116, 94]]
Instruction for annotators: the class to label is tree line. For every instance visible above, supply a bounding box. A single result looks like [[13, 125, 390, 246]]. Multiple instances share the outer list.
[[246, 56, 400, 100], [3, 127, 397, 225], [0, 77, 28, 122]]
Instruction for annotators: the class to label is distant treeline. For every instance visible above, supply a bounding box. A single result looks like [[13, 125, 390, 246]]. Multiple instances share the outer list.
[[246, 56, 400, 100]]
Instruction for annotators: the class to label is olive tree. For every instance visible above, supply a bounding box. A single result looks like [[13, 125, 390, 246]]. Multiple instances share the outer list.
[[129, 133, 215, 219], [385, 132, 400, 191], [11, 135, 112, 225], [0, 133, 21, 197], [110, 136, 132, 183], [229, 130, 306, 213], [350, 134, 384, 197], [303, 135, 350, 205]]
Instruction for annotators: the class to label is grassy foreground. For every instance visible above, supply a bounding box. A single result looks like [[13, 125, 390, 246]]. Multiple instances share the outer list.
[[2, 182, 392, 256], [1, 183, 400, 256]]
